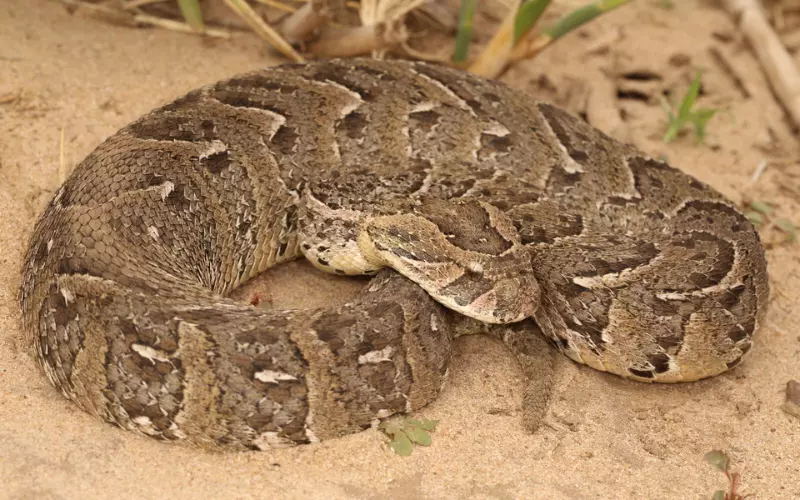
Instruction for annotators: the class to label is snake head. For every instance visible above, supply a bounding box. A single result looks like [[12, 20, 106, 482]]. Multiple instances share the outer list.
[[357, 198, 540, 324]]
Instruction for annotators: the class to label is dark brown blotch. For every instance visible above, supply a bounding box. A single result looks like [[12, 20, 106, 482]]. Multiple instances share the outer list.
[[313, 313, 357, 354], [628, 367, 655, 378], [412, 64, 486, 117], [537, 102, 590, 163], [408, 109, 441, 133], [161, 89, 203, 112], [129, 113, 220, 143], [479, 133, 512, 158], [270, 125, 299, 156], [647, 352, 672, 374], [336, 111, 368, 139], [200, 150, 231, 175], [545, 166, 581, 194], [310, 64, 377, 101], [559, 281, 609, 350], [165, 183, 190, 211], [419, 199, 513, 256]]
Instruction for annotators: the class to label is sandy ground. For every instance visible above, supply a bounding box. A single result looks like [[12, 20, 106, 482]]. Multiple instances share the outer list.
[[2, 0, 799, 498]]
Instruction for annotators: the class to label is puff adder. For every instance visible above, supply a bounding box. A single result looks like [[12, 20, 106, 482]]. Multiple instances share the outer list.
[[19, 58, 769, 451]]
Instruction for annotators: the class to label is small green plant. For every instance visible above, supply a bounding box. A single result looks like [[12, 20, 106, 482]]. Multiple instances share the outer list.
[[455, 0, 633, 75], [660, 69, 718, 144], [379, 417, 439, 456], [453, 0, 478, 65], [704, 450, 750, 500], [744, 200, 797, 243]]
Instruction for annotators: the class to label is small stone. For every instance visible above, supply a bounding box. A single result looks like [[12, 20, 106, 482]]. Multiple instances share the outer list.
[[781, 380, 800, 420], [786, 380, 800, 405]]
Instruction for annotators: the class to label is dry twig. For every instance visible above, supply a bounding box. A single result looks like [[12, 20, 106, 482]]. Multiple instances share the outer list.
[[721, 0, 800, 130], [223, 0, 304, 61], [467, 0, 522, 78], [65, 0, 232, 37]]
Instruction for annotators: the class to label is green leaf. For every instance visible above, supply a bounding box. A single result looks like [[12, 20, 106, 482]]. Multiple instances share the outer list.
[[453, 0, 479, 64], [416, 417, 439, 431], [679, 70, 703, 120], [704, 450, 730, 473], [748, 201, 774, 215], [744, 211, 764, 226], [543, 0, 632, 40], [663, 120, 684, 143], [711, 490, 726, 500], [774, 218, 798, 241], [692, 108, 718, 122], [406, 427, 433, 446], [177, 0, 204, 32], [662, 70, 718, 144], [389, 431, 414, 456], [690, 108, 718, 143], [514, 0, 551, 43]]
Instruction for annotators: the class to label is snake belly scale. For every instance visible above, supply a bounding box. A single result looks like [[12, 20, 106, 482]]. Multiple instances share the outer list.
[[19, 58, 769, 451]]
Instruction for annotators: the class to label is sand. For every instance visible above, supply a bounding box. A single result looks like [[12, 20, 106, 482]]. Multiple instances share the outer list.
[[1, 0, 798, 498]]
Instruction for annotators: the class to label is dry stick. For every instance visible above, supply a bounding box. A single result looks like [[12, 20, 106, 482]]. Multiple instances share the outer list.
[[399, 41, 454, 64], [310, 0, 427, 58], [511, 0, 632, 64], [280, 0, 345, 42], [709, 45, 754, 98], [359, 0, 428, 28], [309, 22, 404, 57], [134, 12, 231, 38], [751, 159, 768, 183], [281, 2, 326, 41], [468, 0, 523, 78], [721, 0, 800, 130], [223, 0, 304, 62], [66, 0, 231, 38], [253, 0, 298, 13], [123, 0, 170, 9], [708, 44, 796, 147]]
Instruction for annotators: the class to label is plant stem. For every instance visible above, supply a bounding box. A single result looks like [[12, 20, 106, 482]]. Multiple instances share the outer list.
[[513, 0, 551, 43], [453, 0, 478, 64]]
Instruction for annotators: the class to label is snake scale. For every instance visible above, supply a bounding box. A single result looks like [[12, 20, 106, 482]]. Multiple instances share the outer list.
[[19, 58, 769, 451]]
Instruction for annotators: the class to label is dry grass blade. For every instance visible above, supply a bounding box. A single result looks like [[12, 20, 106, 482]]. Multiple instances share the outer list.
[[281, 2, 325, 42], [65, 0, 231, 38], [511, 0, 632, 62], [468, 0, 523, 78], [514, 0, 551, 43], [123, 0, 170, 9], [223, 0, 305, 62], [360, 0, 428, 27], [401, 41, 453, 64], [309, 22, 407, 57], [135, 11, 230, 37], [253, 0, 298, 13], [306, 0, 424, 58], [722, 0, 800, 129]]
